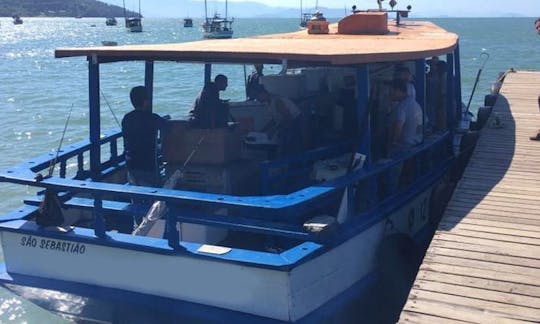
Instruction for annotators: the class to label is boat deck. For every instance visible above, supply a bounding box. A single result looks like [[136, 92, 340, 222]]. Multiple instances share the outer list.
[[399, 71, 540, 323]]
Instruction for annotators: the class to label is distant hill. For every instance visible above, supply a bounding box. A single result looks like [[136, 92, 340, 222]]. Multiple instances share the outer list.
[[0, 0, 138, 18]]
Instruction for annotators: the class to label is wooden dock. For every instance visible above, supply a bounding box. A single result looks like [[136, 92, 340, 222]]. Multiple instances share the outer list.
[[399, 71, 540, 323]]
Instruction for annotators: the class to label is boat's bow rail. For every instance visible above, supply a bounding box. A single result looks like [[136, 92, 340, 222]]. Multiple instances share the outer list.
[[0, 124, 454, 247]]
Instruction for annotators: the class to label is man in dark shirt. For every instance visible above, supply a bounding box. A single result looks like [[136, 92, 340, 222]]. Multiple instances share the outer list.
[[246, 64, 265, 101], [191, 74, 230, 128], [122, 86, 168, 187]]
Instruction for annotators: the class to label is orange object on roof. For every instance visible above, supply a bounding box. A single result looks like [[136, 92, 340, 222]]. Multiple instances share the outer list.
[[307, 20, 330, 34], [338, 12, 389, 35]]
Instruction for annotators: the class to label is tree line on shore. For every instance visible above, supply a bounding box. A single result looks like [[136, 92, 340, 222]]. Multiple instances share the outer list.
[[1, 0, 138, 18]]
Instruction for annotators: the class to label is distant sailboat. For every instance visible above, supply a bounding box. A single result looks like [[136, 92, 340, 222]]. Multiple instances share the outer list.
[[12, 15, 23, 25], [299, 0, 319, 28], [202, 0, 233, 39], [123, 0, 143, 33], [75, 0, 82, 18]]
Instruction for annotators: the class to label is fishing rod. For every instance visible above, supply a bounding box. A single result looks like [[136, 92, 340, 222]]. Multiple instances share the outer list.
[[100, 89, 122, 128], [133, 133, 206, 236], [35, 104, 74, 228], [46, 104, 74, 178], [465, 51, 490, 113]]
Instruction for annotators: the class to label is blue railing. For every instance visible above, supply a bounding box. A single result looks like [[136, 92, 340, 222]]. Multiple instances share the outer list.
[[0, 128, 453, 247]]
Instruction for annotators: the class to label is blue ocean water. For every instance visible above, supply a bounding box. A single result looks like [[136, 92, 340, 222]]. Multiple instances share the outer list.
[[0, 16, 538, 322]]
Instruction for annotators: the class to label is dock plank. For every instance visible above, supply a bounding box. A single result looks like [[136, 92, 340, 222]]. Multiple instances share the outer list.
[[400, 71, 540, 323]]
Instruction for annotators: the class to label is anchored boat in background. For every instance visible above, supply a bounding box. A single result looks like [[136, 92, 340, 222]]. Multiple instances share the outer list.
[[184, 17, 193, 28], [105, 17, 118, 26], [202, 0, 233, 39], [123, 0, 142, 32], [0, 2, 480, 323], [12, 15, 23, 25]]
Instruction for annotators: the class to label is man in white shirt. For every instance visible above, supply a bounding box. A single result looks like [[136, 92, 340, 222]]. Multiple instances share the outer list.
[[389, 79, 423, 153]]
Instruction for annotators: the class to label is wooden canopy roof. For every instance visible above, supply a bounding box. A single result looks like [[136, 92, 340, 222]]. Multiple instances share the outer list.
[[55, 20, 458, 65]]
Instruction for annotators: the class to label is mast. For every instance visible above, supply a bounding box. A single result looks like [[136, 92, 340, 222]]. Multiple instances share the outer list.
[[225, 0, 228, 20], [123, 0, 127, 26], [300, 0, 303, 20], [204, 0, 208, 20], [315, 0, 318, 10], [138, 0, 141, 18]]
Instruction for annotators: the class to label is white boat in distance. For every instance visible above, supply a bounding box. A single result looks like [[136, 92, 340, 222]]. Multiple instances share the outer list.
[[202, 0, 233, 39]]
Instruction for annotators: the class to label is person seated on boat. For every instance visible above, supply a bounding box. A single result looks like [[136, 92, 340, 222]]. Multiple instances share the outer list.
[[190, 74, 231, 128], [394, 66, 416, 100], [389, 79, 423, 153], [246, 64, 266, 101], [257, 89, 307, 155], [383, 79, 424, 193], [122, 86, 169, 188]]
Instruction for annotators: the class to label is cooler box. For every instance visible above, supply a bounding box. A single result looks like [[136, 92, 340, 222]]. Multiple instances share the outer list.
[[162, 120, 242, 165]]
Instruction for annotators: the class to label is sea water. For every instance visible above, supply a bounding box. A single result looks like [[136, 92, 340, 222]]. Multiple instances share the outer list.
[[0, 17, 538, 323]]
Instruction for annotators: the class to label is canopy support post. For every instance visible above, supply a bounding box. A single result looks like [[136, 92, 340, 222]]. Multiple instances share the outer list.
[[145, 60, 154, 111], [89, 55, 101, 181], [446, 52, 456, 130]]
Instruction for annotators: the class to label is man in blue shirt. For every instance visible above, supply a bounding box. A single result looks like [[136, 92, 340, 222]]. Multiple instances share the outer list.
[[122, 86, 168, 187]]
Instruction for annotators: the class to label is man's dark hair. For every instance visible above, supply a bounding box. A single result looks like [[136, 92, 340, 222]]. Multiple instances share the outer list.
[[215, 74, 227, 84], [130, 86, 148, 109], [391, 78, 408, 93]]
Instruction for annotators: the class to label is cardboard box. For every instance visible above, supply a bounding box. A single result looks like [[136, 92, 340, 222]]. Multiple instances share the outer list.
[[165, 160, 259, 195], [162, 120, 242, 165], [338, 12, 389, 35]]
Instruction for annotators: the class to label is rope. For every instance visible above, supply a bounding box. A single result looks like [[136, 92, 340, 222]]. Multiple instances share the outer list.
[[47, 104, 74, 177]]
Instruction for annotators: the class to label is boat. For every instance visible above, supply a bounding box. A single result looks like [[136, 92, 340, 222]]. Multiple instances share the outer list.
[[12, 15, 23, 25], [106, 17, 118, 26], [299, 0, 318, 28], [0, 4, 479, 322], [123, 0, 143, 32], [184, 17, 193, 28], [101, 40, 118, 46], [202, 0, 233, 39]]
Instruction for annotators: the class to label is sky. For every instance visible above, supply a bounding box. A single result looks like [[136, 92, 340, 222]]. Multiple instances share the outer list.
[[107, 0, 540, 18]]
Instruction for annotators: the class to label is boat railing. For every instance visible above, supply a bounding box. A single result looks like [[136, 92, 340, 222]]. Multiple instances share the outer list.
[[260, 141, 352, 195], [0, 129, 452, 242], [8, 129, 124, 181]]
